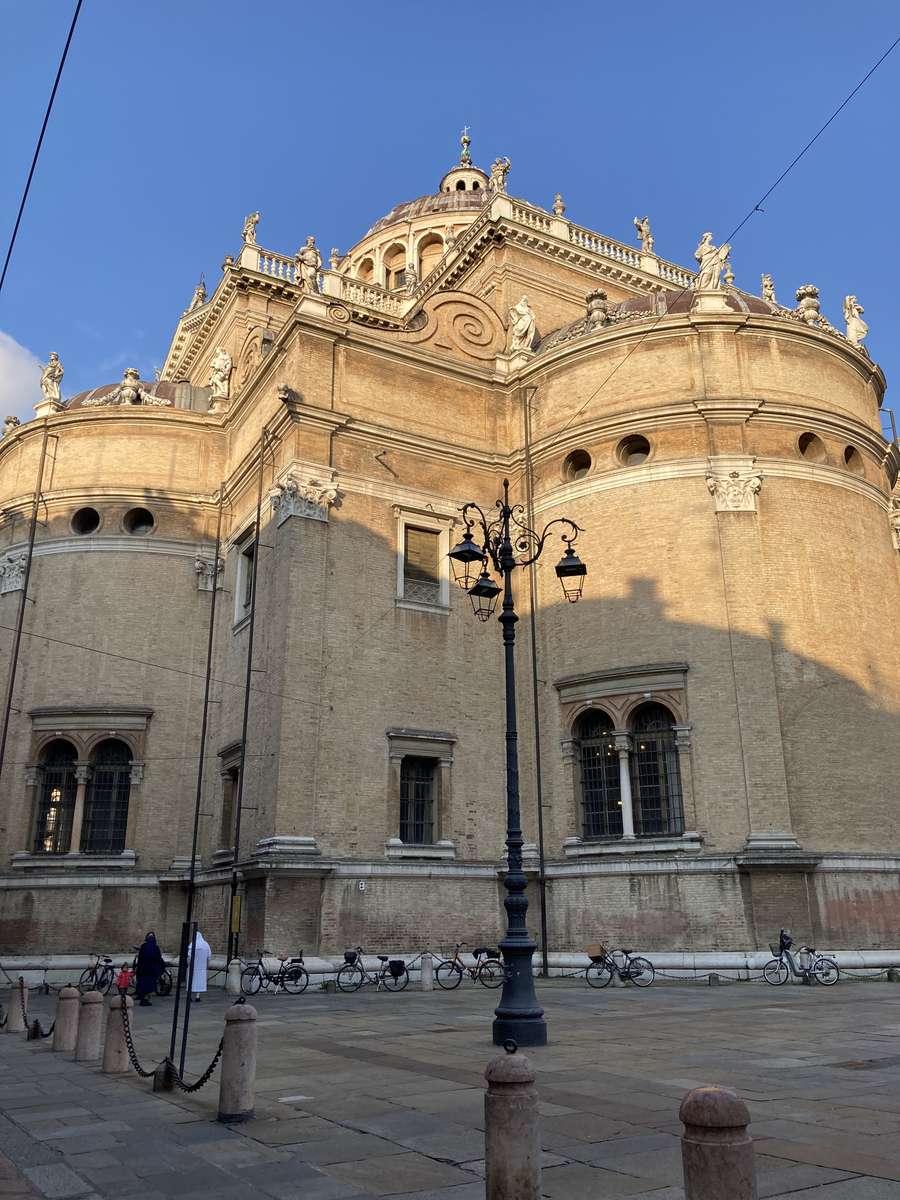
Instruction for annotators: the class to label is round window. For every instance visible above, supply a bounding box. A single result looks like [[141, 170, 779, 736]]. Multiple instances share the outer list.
[[562, 449, 592, 482], [71, 507, 101, 536], [123, 507, 155, 536], [616, 435, 651, 466], [798, 432, 827, 463], [843, 446, 864, 475]]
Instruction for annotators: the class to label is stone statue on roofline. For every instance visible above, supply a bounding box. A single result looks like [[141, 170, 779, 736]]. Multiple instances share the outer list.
[[207, 347, 233, 406], [761, 273, 777, 306], [295, 236, 322, 292], [404, 262, 419, 296], [694, 231, 730, 291], [553, 193, 566, 217], [488, 157, 511, 194], [40, 352, 64, 404], [843, 295, 868, 347], [3, 416, 21, 437], [633, 215, 654, 254], [242, 211, 260, 244], [508, 296, 537, 353]]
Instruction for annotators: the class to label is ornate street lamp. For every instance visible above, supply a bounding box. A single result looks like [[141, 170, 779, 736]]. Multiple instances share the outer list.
[[448, 478, 586, 1046]]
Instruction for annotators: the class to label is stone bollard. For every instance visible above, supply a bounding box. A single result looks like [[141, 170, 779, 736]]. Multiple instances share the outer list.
[[225, 959, 242, 996], [74, 991, 104, 1062], [887, 968, 900, 983], [153, 1058, 175, 1093], [218, 1002, 257, 1123], [6, 978, 27, 1034], [708, 973, 721, 986], [102, 994, 133, 1074], [680, 1085, 756, 1200], [322, 979, 337, 993], [420, 951, 433, 992], [53, 987, 81, 1053], [484, 1044, 541, 1200]]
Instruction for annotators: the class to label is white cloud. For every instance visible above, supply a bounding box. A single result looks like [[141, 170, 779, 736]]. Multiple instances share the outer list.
[[0, 331, 43, 422]]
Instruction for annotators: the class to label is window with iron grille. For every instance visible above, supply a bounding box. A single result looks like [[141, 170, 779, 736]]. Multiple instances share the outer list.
[[403, 527, 440, 606], [630, 703, 683, 836], [81, 739, 132, 854], [576, 711, 622, 839], [399, 756, 436, 844], [33, 739, 77, 854]]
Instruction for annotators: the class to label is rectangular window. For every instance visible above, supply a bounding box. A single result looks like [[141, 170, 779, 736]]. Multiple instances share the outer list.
[[403, 527, 440, 606], [241, 545, 255, 609], [399, 756, 436, 844]]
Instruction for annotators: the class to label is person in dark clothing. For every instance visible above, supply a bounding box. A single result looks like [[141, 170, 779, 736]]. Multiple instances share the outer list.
[[135, 931, 165, 1006]]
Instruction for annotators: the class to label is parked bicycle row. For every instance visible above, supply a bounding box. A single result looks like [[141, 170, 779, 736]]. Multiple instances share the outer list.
[[72, 928, 842, 1000]]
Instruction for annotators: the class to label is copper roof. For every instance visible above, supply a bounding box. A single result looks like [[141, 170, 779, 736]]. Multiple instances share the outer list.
[[366, 189, 486, 237]]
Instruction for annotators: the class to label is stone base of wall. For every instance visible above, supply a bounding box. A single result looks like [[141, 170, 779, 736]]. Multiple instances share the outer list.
[[3, 856, 900, 956]]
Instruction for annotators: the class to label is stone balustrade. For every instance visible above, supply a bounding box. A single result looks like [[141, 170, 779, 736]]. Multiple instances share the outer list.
[[511, 203, 553, 232], [256, 250, 297, 283], [568, 223, 643, 267], [340, 278, 405, 316]]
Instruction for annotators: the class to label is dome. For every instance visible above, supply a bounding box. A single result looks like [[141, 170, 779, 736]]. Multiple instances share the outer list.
[[366, 188, 486, 237], [66, 379, 180, 409]]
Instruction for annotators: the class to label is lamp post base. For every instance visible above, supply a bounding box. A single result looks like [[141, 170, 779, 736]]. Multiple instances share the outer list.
[[492, 1014, 548, 1047], [493, 942, 548, 1047]]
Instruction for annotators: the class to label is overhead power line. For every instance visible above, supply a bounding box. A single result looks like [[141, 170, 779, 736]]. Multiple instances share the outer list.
[[0, 0, 84, 300]]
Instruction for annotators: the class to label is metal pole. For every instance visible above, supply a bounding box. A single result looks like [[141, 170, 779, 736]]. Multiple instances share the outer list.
[[493, 479, 547, 1047], [522, 389, 549, 978], [228, 433, 267, 962], [179, 923, 199, 1079], [169, 485, 224, 1064], [0, 421, 49, 783]]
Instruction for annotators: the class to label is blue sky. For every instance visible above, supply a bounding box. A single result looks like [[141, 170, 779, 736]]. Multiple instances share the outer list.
[[1, 2, 898, 433]]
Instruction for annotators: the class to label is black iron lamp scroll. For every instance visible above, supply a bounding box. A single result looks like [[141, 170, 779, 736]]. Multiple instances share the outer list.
[[448, 478, 586, 1045]]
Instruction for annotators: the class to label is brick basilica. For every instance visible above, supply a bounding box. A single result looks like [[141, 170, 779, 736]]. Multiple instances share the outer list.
[[1, 136, 898, 958]]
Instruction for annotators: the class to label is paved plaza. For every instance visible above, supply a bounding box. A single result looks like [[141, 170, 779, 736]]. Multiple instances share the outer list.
[[3, 978, 900, 1198]]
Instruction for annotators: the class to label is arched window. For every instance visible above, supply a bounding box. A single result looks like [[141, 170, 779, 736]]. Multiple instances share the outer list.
[[630, 704, 683, 836], [383, 245, 406, 291], [82, 739, 132, 854], [33, 740, 77, 854], [399, 756, 436, 844], [357, 257, 374, 283], [575, 711, 621, 839], [417, 233, 444, 280]]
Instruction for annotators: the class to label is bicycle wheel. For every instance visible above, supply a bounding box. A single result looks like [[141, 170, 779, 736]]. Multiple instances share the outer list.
[[382, 966, 409, 992], [98, 967, 116, 994], [586, 962, 613, 988], [336, 964, 363, 992], [435, 960, 463, 989], [156, 970, 173, 997], [763, 958, 789, 986], [284, 965, 309, 994], [241, 966, 262, 995], [77, 968, 96, 994], [477, 960, 504, 989], [629, 957, 655, 987], [813, 957, 840, 986]]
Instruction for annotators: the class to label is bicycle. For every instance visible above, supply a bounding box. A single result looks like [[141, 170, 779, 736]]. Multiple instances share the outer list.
[[240, 949, 309, 995], [585, 943, 655, 988], [78, 954, 115, 994], [435, 942, 504, 989], [763, 929, 839, 986], [336, 947, 409, 992]]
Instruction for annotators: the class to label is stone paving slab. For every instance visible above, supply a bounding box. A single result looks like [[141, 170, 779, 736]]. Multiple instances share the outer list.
[[4, 980, 900, 1196]]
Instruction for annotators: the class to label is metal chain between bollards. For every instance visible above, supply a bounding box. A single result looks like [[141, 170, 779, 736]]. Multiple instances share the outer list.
[[120, 991, 228, 1091], [168, 1036, 225, 1093], [119, 994, 156, 1078], [18, 978, 27, 1023]]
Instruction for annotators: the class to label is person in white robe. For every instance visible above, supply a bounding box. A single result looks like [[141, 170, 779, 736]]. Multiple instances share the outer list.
[[188, 930, 211, 1002]]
